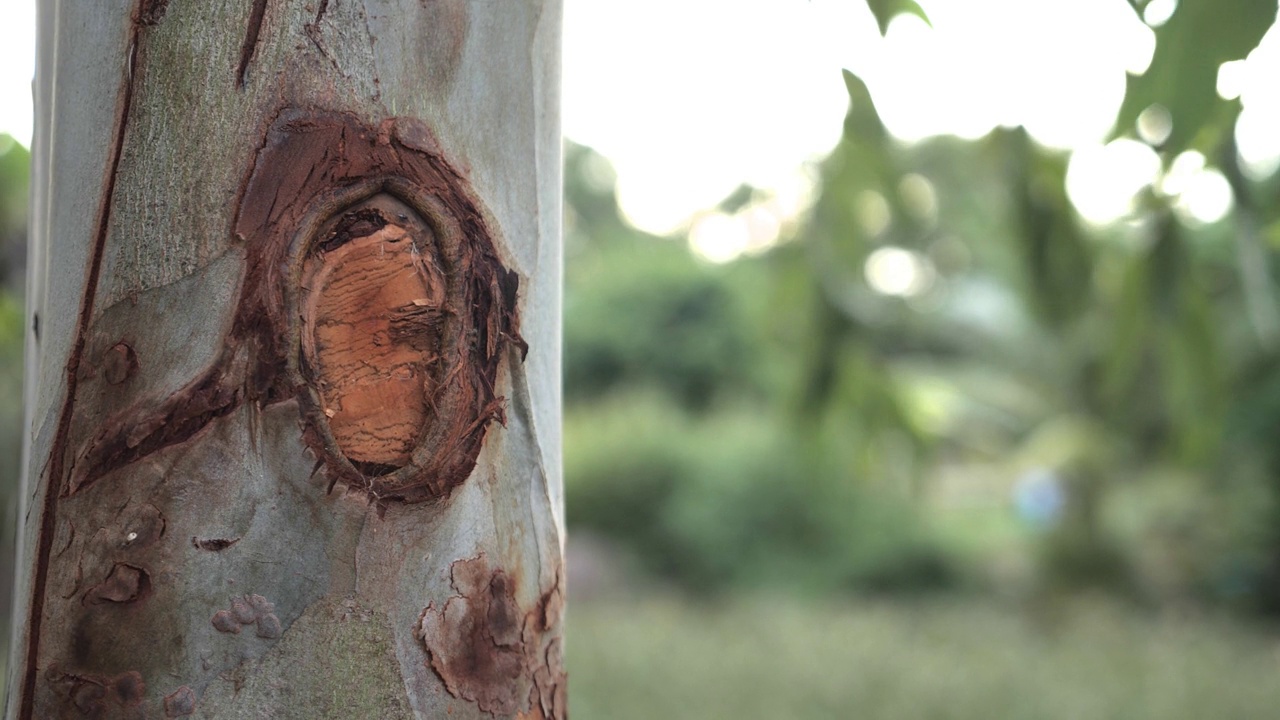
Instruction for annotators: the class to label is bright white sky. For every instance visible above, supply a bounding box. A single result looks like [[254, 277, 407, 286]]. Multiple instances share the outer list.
[[3, 0, 1280, 256], [564, 0, 1156, 237], [0, 2, 35, 152]]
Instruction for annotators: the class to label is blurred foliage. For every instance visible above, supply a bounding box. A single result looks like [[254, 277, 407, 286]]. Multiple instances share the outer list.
[[563, 0, 1280, 612], [565, 392, 951, 594], [564, 140, 954, 594], [0, 135, 24, 687], [0, 136, 27, 290]]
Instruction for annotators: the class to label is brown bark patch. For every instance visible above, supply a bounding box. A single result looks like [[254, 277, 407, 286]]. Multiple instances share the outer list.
[[47, 668, 147, 716], [112, 671, 146, 706], [84, 564, 150, 605], [67, 369, 243, 495], [417, 556, 565, 719]]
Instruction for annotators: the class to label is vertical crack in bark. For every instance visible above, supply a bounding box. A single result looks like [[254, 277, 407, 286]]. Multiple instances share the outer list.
[[236, 0, 270, 89], [304, 0, 341, 74], [20, 6, 150, 718]]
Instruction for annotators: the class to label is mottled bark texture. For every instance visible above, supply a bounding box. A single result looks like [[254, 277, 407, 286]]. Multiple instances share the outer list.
[[9, 1, 564, 718]]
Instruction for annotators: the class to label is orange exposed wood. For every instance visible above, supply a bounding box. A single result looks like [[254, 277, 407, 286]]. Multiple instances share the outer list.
[[301, 215, 447, 469]]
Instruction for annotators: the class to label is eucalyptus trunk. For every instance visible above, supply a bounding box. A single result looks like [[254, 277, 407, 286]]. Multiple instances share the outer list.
[[8, 1, 564, 718]]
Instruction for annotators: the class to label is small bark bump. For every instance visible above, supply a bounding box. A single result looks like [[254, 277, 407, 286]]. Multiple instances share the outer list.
[[163, 685, 197, 717], [212, 594, 280, 637], [210, 610, 241, 634], [230, 597, 256, 625], [247, 594, 274, 616], [255, 613, 282, 639], [103, 342, 138, 385]]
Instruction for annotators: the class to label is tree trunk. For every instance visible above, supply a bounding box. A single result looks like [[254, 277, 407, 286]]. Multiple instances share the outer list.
[[8, 1, 564, 718]]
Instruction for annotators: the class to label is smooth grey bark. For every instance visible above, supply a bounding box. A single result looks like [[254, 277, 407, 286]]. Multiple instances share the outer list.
[[9, 1, 564, 718]]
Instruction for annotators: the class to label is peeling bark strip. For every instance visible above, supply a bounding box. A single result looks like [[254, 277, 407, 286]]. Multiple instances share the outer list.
[[63, 109, 524, 504], [417, 555, 566, 719]]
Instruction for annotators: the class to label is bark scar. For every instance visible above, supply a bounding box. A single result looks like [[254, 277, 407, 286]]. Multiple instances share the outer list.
[[63, 111, 524, 505]]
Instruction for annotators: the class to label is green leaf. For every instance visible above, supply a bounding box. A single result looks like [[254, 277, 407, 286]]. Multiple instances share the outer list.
[[840, 69, 889, 142], [1114, 0, 1275, 155], [716, 183, 759, 214], [865, 0, 931, 36]]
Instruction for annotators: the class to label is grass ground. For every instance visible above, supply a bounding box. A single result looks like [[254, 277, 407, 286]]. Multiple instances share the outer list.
[[566, 592, 1280, 719]]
